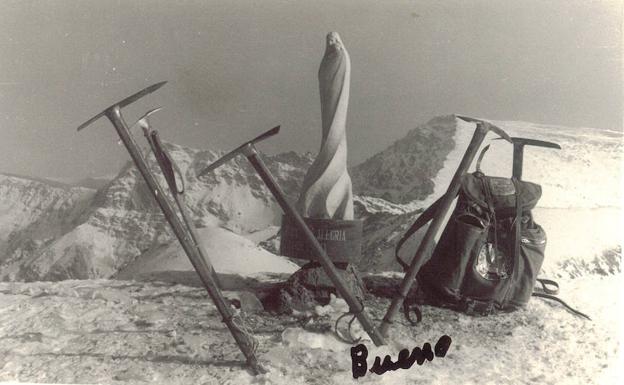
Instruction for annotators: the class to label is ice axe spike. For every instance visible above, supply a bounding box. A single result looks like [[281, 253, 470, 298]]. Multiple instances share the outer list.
[[198, 127, 386, 347], [379, 114, 513, 337], [494, 137, 561, 179], [77, 82, 167, 131], [197, 125, 280, 178]]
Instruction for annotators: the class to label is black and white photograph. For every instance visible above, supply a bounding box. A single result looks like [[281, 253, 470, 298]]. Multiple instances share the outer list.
[[0, 1, 621, 384]]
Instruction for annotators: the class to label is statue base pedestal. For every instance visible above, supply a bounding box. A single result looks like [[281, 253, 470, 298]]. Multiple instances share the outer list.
[[267, 215, 366, 313], [279, 215, 362, 264]]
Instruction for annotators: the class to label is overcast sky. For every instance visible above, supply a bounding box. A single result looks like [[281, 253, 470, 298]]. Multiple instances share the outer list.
[[0, 0, 621, 180]]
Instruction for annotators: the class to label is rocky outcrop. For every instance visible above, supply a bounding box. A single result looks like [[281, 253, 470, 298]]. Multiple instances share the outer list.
[[350, 115, 457, 204]]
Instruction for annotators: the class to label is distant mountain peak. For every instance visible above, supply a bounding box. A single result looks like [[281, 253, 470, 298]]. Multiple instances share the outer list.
[[350, 115, 458, 204], [1, 116, 620, 280]]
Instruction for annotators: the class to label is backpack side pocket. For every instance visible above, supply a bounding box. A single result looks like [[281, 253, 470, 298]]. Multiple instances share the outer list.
[[506, 223, 546, 307], [420, 212, 488, 302]]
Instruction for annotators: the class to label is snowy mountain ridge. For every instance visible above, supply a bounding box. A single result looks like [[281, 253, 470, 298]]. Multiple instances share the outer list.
[[0, 143, 313, 281], [352, 114, 623, 211], [0, 115, 621, 280]]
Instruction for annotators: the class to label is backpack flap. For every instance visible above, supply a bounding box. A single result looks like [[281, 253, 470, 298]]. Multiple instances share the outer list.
[[460, 174, 542, 217]]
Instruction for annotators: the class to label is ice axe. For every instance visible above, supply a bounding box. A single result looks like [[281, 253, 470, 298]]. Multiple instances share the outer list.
[[495, 137, 561, 180], [198, 126, 387, 347], [76, 82, 265, 375], [379, 115, 512, 337]]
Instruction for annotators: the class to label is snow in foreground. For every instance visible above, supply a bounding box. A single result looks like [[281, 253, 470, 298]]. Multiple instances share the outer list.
[[0, 273, 620, 385]]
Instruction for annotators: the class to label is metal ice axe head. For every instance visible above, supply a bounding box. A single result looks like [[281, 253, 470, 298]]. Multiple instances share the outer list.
[[197, 125, 280, 177], [455, 115, 513, 143], [504, 137, 562, 179], [76, 81, 167, 132]]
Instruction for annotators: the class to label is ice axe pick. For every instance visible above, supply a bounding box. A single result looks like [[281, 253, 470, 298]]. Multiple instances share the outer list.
[[77, 81, 167, 132]]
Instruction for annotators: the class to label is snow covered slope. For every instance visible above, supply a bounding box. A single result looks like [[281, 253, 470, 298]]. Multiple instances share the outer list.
[[0, 174, 96, 280], [0, 143, 311, 281], [463, 118, 622, 209], [0, 276, 619, 384], [438, 117, 622, 275], [352, 115, 622, 210], [353, 116, 623, 274], [116, 225, 299, 279], [0, 116, 620, 280]]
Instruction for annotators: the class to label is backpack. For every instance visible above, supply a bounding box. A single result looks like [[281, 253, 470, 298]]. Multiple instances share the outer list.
[[395, 148, 590, 322]]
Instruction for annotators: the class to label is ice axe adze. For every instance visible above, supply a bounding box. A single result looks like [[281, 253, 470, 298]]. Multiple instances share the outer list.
[[494, 137, 561, 180], [198, 126, 387, 347], [379, 115, 512, 337], [76, 82, 265, 375]]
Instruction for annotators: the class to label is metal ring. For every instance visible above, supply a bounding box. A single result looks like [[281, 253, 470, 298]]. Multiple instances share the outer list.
[[334, 312, 362, 344]]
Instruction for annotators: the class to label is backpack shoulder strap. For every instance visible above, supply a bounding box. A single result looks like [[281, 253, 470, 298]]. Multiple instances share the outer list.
[[395, 196, 444, 271]]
